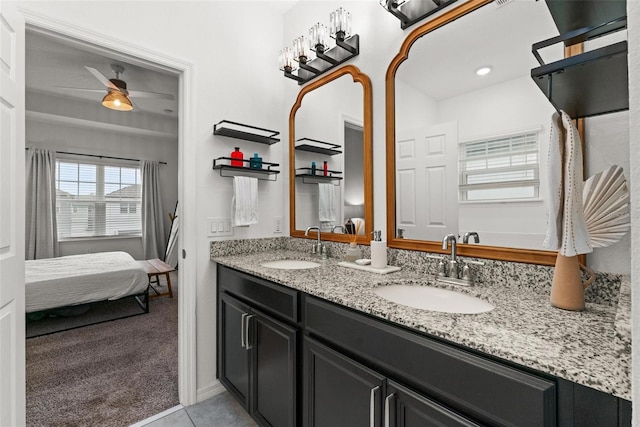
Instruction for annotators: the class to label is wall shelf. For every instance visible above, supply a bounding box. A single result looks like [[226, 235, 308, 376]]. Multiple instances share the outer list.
[[296, 168, 343, 185], [295, 138, 342, 156], [285, 35, 360, 86], [213, 120, 280, 145], [213, 157, 280, 181], [531, 1, 628, 119]]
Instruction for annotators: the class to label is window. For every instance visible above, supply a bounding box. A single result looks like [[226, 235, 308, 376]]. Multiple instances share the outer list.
[[459, 130, 540, 202], [55, 159, 142, 239]]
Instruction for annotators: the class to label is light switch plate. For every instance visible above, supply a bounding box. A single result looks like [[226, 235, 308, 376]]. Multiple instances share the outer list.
[[274, 216, 283, 233], [208, 217, 233, 237]]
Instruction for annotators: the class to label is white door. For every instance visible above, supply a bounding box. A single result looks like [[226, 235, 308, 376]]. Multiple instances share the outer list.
[[0, 2, 26, 426], [396, 121, 458, 241]]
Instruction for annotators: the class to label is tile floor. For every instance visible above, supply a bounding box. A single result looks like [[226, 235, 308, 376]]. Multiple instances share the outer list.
[[140, 392, 257, 427]]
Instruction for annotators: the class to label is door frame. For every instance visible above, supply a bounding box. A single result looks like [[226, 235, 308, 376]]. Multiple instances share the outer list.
[[20, 10, 198, 405]]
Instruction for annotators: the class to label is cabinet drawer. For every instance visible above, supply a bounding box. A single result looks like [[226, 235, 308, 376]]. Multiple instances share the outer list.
[[305, 296, 556, 427], [218, 265, 299, 323]]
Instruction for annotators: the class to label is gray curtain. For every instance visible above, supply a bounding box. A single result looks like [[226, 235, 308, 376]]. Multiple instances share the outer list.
[[25, 148, 58, 260], [141, 160, 166, 259]]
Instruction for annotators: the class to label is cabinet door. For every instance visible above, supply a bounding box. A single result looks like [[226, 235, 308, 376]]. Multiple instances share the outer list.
[[385, 380, 480, 427], [218, 293, 251, 408], [250, 310, 298, 427], [304, 337, 385, 427]]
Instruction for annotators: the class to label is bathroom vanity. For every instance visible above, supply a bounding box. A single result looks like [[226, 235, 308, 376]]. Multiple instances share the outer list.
[[213, 245, 631, 427]]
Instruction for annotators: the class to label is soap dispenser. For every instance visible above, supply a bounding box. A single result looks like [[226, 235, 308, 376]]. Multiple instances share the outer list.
[[370, 230, 387, 269]]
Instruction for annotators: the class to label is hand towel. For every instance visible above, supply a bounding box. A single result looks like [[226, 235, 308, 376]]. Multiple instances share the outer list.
[[318, 183, 336, 222], [231, 176, 258, 227], [543, 111, 592, 256]]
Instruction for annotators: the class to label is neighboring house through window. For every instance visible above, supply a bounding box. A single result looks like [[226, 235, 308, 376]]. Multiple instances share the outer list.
[[55, 158, 142, 239]]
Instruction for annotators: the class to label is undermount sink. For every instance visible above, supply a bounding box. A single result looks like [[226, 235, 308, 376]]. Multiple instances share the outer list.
[[373, 284, 495, 314], [260, 259, 321, 270]]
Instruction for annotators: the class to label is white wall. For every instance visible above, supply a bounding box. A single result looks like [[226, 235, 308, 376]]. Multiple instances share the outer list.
[[16, 0, 286, 400], [628, 1, 639, 420], [26, 91, 178, 259]]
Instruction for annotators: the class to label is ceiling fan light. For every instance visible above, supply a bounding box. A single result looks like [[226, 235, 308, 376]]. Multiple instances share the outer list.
[[102, 91, 133, 111]]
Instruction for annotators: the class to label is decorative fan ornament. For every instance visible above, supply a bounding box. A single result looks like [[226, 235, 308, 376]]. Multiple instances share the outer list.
[[582, 165, 630, 248]]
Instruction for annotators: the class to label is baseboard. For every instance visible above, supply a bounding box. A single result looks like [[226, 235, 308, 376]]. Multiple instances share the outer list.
[[196, 380, 225, 403]]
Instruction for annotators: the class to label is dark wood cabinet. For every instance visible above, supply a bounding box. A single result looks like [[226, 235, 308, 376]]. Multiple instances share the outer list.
[[250, 310, 297, 427], [218, 293, 250, 406], [217, 266, 299, 427], [385, 380, 480, 427], [303, 337, 385, 427]]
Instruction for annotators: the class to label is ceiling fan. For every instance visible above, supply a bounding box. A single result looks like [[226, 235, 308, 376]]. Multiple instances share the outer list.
[[61, 64, 175, 112]]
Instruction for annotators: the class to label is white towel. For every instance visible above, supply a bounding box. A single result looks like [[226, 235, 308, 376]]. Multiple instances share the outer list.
[[318, 183, 336, 222], [231, 176, 258, 227], [543, 111, 592, 256]]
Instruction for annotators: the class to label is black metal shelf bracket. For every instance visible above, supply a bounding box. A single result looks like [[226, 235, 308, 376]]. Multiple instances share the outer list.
[[284, 35, 360, 86], [213, 157, 280, 182], [295, 138, 342, 156], [213, 120, 280, 145]]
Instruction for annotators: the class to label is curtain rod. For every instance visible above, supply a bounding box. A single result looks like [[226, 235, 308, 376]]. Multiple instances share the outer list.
[[25, 148, 167, 165]]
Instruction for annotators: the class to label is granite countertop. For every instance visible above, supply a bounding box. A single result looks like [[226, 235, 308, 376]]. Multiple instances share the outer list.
[[212, 249, 631, 401]]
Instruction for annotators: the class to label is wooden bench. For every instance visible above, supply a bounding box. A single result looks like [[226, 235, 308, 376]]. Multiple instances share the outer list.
[[137, 258, 175, 298]]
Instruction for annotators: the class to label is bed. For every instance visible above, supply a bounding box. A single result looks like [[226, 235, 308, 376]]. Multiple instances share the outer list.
[[25, 251, 149, 313]]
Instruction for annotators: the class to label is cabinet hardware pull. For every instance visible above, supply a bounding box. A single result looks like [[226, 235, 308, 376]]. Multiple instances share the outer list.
[[384, 393, 394, 427], [245, 314, 255, 350], [370, 386, 379, 427], [241, 312, 248, 348]]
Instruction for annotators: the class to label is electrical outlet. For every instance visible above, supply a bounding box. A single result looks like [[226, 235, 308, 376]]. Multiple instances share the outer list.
[[208, 217, 233, 237], [274, 216, 283, 234]]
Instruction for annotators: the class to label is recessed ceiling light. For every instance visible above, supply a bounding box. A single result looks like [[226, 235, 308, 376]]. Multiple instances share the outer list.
[[475, 66, 492, 76]]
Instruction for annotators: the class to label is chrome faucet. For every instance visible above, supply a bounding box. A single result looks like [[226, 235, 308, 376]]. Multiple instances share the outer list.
[[463, 232, 480, 244], [442, 234, 458, 278], [305, 226, 323, 256], [331, 225, 346, 233]]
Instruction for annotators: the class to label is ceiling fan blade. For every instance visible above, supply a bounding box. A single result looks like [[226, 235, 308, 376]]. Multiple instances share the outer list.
[[127, 90, 175, 100], [84, 66, 120, 91], [53, 86, 107, 94]]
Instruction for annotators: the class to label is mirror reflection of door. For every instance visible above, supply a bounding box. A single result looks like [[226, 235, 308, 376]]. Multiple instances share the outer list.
[[396, 122, 458, 241], [343, 122, 364, 234]]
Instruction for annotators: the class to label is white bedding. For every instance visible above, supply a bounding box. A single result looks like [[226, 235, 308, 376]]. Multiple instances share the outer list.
[[25, 251, 149, 313]]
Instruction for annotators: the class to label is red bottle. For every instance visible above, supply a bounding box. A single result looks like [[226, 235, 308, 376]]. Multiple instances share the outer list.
[[231, 147, 244, 167], [323, 161, 328, 176]]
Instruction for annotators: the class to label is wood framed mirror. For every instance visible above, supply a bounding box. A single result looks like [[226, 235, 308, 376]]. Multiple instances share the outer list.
[[290, 65, 373, 243], [385, 0, 567, 265]]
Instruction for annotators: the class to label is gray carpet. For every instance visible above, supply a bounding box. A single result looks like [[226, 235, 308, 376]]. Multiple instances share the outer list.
[[26, 275, 178, 427]]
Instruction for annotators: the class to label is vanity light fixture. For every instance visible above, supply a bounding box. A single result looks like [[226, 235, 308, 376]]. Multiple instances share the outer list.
[[475, 66, 492, 76], [279, 7, 360, 85], [379, 0, 459, 30]]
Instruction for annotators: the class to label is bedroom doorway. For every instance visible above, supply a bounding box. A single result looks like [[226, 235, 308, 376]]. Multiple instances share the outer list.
[[19, 15, 197, 422]]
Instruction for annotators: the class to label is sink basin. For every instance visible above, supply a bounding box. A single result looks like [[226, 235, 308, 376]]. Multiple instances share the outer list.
[[373, 284, 494, 314], [260, 260, 321, 270]]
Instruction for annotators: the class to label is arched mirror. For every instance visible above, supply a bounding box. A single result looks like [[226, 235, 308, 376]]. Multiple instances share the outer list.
[[385, 0, 567, 265], [290, 65, 373, 243]]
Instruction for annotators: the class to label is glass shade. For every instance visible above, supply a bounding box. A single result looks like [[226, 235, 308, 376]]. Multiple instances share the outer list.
[[309, 23, 330, 54], [279, 47, 297, 72], [293, 35, 312, 63], [102, 91, 133, 111], [329, 7, 352, 41]]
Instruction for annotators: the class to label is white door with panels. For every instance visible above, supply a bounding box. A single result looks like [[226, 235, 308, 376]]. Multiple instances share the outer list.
[[0, 2, 26, 426], [396, 121, 458, 241]]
